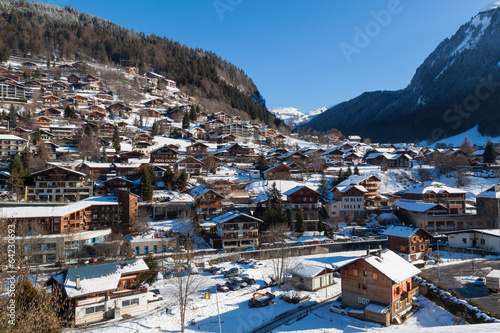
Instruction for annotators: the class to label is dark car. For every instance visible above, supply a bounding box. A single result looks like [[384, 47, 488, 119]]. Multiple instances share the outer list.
[[224, 271, 240, 279], [149, 288, 161, 295], [258, 243, 271, 250], [236, 259, 246, 264], [225, 281, 240, 291], [216, 283, 229, 292], [216, 249, 226, 254], [242, 277, 256, 285]]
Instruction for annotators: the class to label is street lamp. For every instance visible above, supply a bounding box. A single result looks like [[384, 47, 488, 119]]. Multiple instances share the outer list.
[[324, 248, 328, 299], [215, 284, 222, 333], [436, 239, 441, 285]]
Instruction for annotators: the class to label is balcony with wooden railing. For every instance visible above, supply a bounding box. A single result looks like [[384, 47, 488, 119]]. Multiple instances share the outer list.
[[108, 286, 148, 299]]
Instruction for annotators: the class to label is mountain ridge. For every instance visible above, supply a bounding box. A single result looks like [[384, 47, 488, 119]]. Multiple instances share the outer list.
[[0, 0, 284, 128], [300, 6, 500, 143]]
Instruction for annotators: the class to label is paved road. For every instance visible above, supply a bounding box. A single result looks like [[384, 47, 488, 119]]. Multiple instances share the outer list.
[[420, 259, 500, 314]]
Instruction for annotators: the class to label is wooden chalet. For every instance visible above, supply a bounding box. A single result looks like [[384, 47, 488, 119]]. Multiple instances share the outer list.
[[149, 146, 178, 164], [382, 226, 432, 262], [336, 249, 421, 326], [46, 259, 149, 326], [263, 163, 292, 180], [172, 157, 203, 176]]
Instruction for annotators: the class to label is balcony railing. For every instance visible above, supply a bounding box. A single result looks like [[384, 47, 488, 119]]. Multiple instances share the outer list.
[[108, 287, 147, 299], [401, 286, 418, 299]]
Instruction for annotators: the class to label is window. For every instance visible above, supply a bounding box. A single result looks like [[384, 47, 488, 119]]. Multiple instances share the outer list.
[[130, 298, 139, 305], [299, 277, 304, 283], [153, 245, 157, 253], [462, 238, 467, 244], [95, 305, 104, 312], [480, 239, 486, 245], [85, 307, 95, 315], [144, 246, 149, 254], [135, 246, 139, 255], [394, 286, 402, 296], [372, 272, 378, 281], [122, 300, 130, 307]]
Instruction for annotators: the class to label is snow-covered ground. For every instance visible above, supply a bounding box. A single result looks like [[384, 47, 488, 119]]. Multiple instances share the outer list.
[[430, 125, 500, 148], [273, 296, 461, 333], [269, 106, 328, 127], [84, 249, 500, 333]]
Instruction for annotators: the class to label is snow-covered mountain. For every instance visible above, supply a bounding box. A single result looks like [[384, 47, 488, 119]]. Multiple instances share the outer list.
[[269, 106, 328, 127], [301, 4, 500, 142]]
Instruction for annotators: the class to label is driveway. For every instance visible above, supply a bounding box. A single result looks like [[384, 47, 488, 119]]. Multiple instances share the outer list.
[[420, 259, 500, 314]]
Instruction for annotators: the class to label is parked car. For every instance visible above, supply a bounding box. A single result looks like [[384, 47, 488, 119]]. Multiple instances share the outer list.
[[242, 277, 256, 285], [329, 301, 349, 315], [295, 242, 304, 246], [225, 268, 239, 274], [258, 243, 271, 250], [310, 240, 321, 245], [216, 283, 229, 292], [475, 277, 486, 286], [231, 248, 240, 252], [216, 249, 226, 254], [147, 291, 163, 302], [163, 270, 173, 279], [244, 246, 255, 252], [149, 288, 161, 295], [231, 277, 248, 288], [237, 258, 246, 264], [225, 281, 240, 291]]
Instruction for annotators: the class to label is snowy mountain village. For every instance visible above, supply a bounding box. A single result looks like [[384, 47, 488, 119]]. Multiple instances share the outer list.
[[1, 57, 500, 333]]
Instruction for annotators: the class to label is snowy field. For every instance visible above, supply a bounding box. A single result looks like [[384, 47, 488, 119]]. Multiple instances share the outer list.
[[83, 250, 500, 333]]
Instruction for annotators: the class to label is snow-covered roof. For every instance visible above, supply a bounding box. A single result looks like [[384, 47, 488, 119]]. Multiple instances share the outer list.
[[382, 225, 420, 238], [283, 185, 319, 196], [405, 181, 466, 195], [363, 250, 421, 283], [393, 200, 445, 212], [446, 229, 499, 238], [0, 134, 27, 141], [210, 211, 261, 224], [477, 185, 500, 199], [0, 196, 118, 219], [289, 263, 328, 278], [336, 185, 367, 193], [337, 174, 380, 187], [50, 259, 149, 298]]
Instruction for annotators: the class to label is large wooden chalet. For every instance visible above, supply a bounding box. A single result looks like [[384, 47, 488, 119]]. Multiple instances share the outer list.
[[336, 249, 421, 326], [47, 259, 149, 326]]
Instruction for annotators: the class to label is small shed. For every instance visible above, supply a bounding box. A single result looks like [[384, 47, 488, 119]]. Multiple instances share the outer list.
[[289, 263, 334, 291]]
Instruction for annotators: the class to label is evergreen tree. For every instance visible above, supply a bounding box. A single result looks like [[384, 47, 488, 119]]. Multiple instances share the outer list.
[[345, 166, 353, 177], [163, 165, 174, 188], [8, 104, 17, 129], [151, 121, 160, 136], [32, 128, 41, 145], [84, 124, 93, 136], [318, 171, 330, 203], [189, 107, 197, 122], [177, 170, 188, 191], [294, 209, 306, 233], [354, 165, 360, 175], [138, 254, 159, 285], [64, 105, 76, 118], [9, 154, 27, 200], [141, 166, 154, 202], [182, 112, 190, 129], [484, 141, 497, 164], [255, 153, 268, 175], [112, 125, 121, 152]]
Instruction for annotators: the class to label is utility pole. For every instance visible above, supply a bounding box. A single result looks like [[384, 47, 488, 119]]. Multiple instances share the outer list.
[[215, 284, 222, 333]]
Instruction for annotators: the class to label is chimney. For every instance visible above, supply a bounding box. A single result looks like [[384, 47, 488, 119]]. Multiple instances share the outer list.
[[366, 246, 370, 256], [378, 245, 383, 257], [75, 275, 81, 290]]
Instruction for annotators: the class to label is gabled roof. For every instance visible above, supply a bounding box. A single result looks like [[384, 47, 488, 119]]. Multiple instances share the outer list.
[[393, 200, 447, 212], [336, 184, 367, 194], [445, 229, 499, 238], [336, 250, 420, 284], [263, 163, 292, 174], [30, 165, 86, 177], [49, 259, 149, 298], [283, 185, 320, 196], [210, 211, 262, 225], [405, 181, 466, 195], [337, 174, 380, 187], [289, 263, 330, 278], [382, 225, 421, 238], [173, 156, 203, 165]]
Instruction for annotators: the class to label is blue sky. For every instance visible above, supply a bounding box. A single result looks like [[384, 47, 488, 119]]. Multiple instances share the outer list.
[[37, 0, 494, 113]]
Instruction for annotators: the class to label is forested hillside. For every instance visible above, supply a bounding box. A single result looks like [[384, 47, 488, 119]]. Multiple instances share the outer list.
[[0, 0, 283, 127]]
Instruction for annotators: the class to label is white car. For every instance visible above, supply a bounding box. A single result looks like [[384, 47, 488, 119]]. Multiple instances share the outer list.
[[147, 291, 163, 302], [329, 301, 349, 315]]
